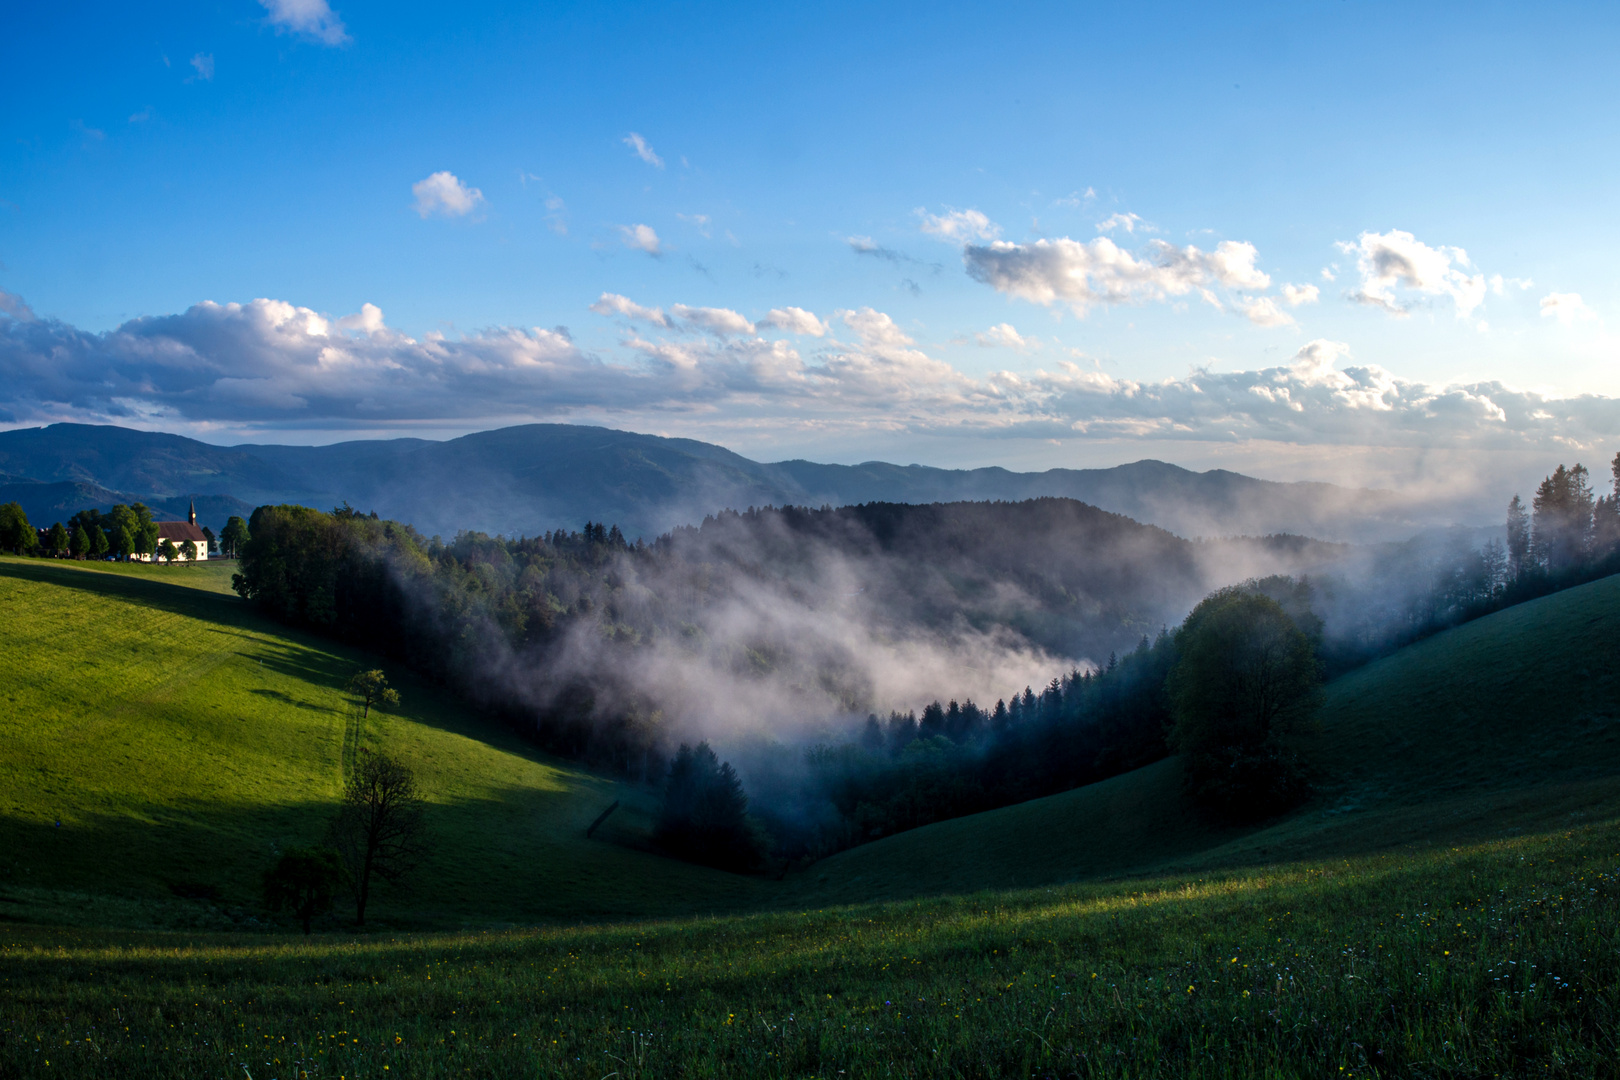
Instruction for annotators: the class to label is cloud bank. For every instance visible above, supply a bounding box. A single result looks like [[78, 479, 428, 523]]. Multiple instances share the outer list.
[[2, 289, 1619, 457]]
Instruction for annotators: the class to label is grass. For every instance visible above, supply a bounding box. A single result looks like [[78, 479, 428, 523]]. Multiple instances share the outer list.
[[0, 556, 759, 927], [3, 822, 1618, 1077], [5, 558, 1620, 1075]]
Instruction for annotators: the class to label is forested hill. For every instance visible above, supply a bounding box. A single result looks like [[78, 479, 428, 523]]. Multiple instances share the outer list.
[[0, 421, 1463, 542]]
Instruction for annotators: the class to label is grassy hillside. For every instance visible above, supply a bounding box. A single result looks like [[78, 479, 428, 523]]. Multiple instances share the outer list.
[[5, 564, 1620, 1076], [5, 818, 1617, 1077], [0, 556, 760, 928], [782, 573, 1620, 906]]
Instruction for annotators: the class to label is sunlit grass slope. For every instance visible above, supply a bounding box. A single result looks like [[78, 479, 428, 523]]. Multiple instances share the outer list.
[[0, 556, 759, 927], [787, 573, 1620, 906], [5, 818, 1618, 1078]]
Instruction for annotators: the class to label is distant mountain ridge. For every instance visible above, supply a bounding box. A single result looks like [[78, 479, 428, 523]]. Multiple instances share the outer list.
[[0, 422, 1474, 542]]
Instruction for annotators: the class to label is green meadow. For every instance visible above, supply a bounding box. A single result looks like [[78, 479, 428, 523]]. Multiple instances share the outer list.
[[0, 556, 758, 926], [3, 557, 1620, 1076]]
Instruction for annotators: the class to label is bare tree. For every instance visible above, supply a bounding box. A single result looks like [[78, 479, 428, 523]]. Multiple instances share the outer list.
[[328, 752, 427, 925]]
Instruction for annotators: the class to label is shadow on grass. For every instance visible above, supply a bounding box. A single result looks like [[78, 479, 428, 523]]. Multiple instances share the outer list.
[[0, 777, 759, 932], [0, 558, 251, 626]]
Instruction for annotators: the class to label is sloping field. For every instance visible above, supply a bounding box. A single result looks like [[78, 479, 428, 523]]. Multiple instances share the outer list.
[[784, 573, 1620, 906], [0, 556, 760, 927]]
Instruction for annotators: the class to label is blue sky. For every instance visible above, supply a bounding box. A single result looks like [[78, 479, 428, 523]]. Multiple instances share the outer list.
[[3, 0, 1619, 494]]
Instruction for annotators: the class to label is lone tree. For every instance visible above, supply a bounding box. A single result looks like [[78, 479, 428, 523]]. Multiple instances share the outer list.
[[1167, 588, 1320, 820], [656, 742, 770, 872], [327, 752, 426, 925], [262, 847, 348, 934], [158, 538, 180, 565], [220, 515, 249, 557], [347, 669, 400, 718]]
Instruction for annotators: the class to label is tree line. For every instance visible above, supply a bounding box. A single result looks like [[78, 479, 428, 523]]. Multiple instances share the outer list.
[[0, 500, 251, 561]]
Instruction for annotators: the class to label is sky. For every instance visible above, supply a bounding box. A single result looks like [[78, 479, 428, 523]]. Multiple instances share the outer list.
[[3, 0, 1620, 499]]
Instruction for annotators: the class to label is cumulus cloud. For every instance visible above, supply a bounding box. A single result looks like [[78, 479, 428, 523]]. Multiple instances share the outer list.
[[760, 307, 828, 336], [4, 290, 1617, 458], [619, 224, 663, 255], [963, 235, 1272, 318], [336, 302, 385, 335], [974, 323, 1032, 349], [258, 0, 349, 45], [1342, 229, 1486, 317], [1540, 292, 1593, 325], [623, 132, 664, 169], [412, 171, 484, 218], [917, 208, 1001, 243], [1281, 283, 1320, 306]]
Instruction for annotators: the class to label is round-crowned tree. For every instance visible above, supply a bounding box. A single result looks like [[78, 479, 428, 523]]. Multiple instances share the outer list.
[[1167, 589, 1320, 819]]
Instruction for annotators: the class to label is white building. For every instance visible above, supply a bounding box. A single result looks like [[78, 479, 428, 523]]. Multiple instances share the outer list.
[[151, 501, 209, 561]]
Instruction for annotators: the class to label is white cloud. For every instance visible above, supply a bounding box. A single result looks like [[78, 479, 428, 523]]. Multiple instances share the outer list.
[[335, 302, 386, 335], [1095, 212, 1145, 234], [590, 293, 673, 327], [1281, 283, 1320, 306], [411, 171, 484, 218], [1490, 274, 1534, 296], [964, 235, 1273, 318], [671, 304, 754, 336], [189, 53, 214, 81], [677, 212, 711, 236], [1321, 266, 1337, 282], [1053, 188, 1096, 208], [760, 307, 828, 336], [1343, 229, 1486, 317], [974, 323, 1032, 349], [1539, 292, 1593, 325], [1236, 297, 1292, 328], [623, 132, 664, 169], [917, 208, 1001, 243], [5, 291, 1616, 459], [592, 294, 753, 336], [258, 0, 349, 45], [619, 224, 662, 255]]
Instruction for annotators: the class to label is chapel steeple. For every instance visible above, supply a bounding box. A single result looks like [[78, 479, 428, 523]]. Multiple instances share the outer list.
[[188, 500, 197, 526]]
